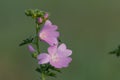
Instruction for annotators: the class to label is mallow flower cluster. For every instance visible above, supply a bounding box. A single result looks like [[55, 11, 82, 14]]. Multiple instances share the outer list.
[[21, 9, 72, 80], [27, 19, 72, 68], [29, 19, 72, 68], [37, 20, 72, 68]]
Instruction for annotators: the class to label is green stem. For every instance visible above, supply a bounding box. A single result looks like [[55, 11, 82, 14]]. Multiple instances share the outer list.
[[35, 23, 46, 80], [36, 23, 40, 53], [41, 72, 45, 80]]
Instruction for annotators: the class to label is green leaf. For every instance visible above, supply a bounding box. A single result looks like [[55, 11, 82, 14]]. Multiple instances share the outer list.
[[109, 45, 120, 57], [19, 36, 34, 46], [47, 72, 56, 77], [35, 67, 42, 73], [109, 50, 117, 54], [32, 52, 38, 58], [58, 38, 62, 43]]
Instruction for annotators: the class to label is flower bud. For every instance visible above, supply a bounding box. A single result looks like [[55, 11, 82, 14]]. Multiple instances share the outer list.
[[44, 13, 49, 19], [37, 17, 43, 24], [25, 9, 33, 16], [28, 45, 35, 53]]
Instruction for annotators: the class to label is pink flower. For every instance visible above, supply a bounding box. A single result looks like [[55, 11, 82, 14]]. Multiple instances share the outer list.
[[37, 43, 72, 68], [39, 20, 60, 46]]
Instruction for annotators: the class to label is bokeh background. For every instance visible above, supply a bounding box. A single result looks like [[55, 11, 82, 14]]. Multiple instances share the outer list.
[[0, 0, 120, 80]]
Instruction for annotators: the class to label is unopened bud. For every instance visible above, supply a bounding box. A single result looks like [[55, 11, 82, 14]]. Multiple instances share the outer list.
[[44, 13, 49, 19], [28, 45, 35, 53], [37, 17, 43, 24]]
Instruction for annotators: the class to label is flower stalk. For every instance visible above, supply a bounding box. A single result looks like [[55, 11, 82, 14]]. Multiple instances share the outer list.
[[41, 72, 45, 80], [36, 23, 40, 54], [36, 23, 46, 80]]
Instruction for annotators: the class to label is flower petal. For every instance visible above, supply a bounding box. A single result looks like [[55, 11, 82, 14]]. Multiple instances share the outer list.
[[48, 46, 57, 55], [61, 57, 72, 67], [47, 31, 60, 38], [44, 37, 58, 46], [64, 49, 72, 56], [37, 53, 50, 64], [50, 57, 62, 68], [50, 57, 72, 68], [58, 43, 66, 52], [58, 49, 72, 57], [42, 20, 58, 31], [57, 43, 72, 57], [44, 20, 52, 27]]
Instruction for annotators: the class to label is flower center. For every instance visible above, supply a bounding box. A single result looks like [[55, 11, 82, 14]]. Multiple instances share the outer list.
[[40, 32, 47, 39], [51, 54, 59, 62]]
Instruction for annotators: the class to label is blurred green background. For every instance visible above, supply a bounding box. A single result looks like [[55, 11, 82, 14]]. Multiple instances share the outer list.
[[0, 0, 120, 80]]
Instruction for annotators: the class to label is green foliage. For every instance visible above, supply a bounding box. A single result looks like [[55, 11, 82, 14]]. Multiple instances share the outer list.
[[109, 45, 120, 57], [46, 72, 56, 77], [19, 35, 39, 46], [58, 38, 62, 43], [36, 67, 42, 73], [25, 9, 45, 19], [35, 64, 61, 78], [32, 52, 38, 58], [19, 36, 34, 46]]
